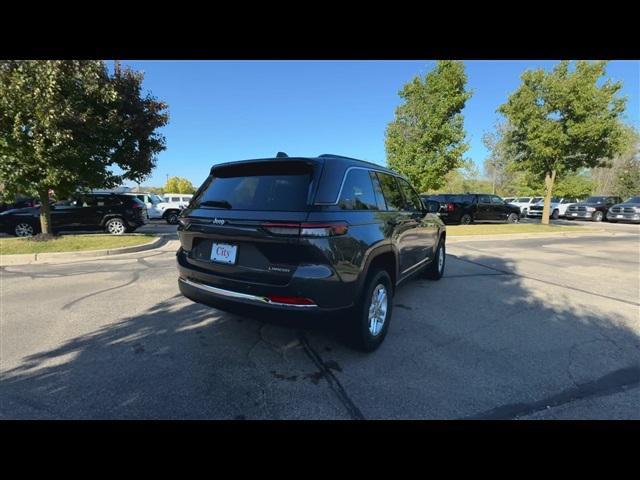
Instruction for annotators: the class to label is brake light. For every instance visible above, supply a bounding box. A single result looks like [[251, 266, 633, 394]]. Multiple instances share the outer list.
[[267, 295, 316, 305], [446, 203, 455, 212], [261, 222, 348, 237]]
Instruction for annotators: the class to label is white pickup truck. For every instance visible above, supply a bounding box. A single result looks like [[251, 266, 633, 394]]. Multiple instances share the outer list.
[[122, 192, 186, 224], [527, 197, 580, 219], [510, 196, 544, 217]]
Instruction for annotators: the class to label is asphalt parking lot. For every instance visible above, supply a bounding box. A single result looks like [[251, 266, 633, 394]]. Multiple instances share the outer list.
[[1, 227, 639, 419]]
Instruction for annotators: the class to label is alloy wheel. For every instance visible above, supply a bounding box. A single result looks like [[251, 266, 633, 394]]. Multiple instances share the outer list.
[[368, 284, 388, 337]]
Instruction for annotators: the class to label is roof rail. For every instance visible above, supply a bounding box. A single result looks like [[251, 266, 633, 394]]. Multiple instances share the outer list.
[[318, 153, 361, 161]]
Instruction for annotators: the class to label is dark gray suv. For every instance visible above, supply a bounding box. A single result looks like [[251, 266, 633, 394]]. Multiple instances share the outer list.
[[176, 153, 446, 351]]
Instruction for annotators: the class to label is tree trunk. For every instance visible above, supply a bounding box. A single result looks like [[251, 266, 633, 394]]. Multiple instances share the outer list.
[[541, 170, 556, 225], [38, 188, 52, 235]]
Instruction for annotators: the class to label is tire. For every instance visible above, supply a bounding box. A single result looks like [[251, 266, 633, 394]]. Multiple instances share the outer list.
[[349, 269, 394, 352], [521, 208, 528, 218], [424, 240, 445, 280], [165, 211, 179, 225], [592, 211, 604, 222], [105, 217, 127, 235], [460, 214, 473, 225], [13, 222, 37, 237], [506, 213, 519, 224], [551, 209, 560, 220]]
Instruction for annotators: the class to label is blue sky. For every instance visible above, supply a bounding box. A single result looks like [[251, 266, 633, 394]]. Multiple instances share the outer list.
[[116, 60, 640, 187]]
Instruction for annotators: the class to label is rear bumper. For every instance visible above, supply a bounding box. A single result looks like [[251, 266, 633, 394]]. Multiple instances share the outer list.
[[176, 248, 355, 312]]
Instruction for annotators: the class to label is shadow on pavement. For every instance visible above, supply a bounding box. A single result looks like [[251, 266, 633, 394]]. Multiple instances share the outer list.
[[1, 251, 639, 419]]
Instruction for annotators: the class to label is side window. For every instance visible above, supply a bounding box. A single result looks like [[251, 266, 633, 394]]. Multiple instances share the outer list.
[[479, 195, 492, 204], [369, 171, 388, 210], [397, 178, 423, 211], [376, 173, 404, 211], [491, 196, 504, 204], [338, 169, 378, 210]]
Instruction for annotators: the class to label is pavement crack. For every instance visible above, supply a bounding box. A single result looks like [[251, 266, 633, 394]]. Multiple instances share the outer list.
[[297, 332, 365, 420], [61, 272, 141, 310], [463, 365, 640, 420]]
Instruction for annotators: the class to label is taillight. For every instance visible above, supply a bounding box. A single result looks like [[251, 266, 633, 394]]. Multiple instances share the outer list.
[[131, 203, 143, 209], [267, 295, 316, 306], [261, 222, 348, 237], [446, 203, 455, 212]]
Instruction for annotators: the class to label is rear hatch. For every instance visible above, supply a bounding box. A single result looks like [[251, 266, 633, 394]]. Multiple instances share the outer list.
[[178, 159, 334, 286]]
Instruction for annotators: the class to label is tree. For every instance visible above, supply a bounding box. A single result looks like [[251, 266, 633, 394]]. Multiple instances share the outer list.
[[591, 126, 639, 197], [499, 61, 627, 224], [164, 176, 196, 194], [482, 122, 515, 194], [0, 60, 169, 235], [553, 172, 594, 198], [386, 61, 472, 192]]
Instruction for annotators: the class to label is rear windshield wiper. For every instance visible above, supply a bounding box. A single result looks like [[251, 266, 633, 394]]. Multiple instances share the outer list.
[[199, 200, 232, 209]]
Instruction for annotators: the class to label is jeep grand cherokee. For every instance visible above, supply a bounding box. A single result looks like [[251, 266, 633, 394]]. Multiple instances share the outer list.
[[176, 153, 446, 351]]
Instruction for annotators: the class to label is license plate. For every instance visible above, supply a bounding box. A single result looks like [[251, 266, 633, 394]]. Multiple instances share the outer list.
[[210, 243, 237, 264], [616, 215, 623, 218], [571, 213, 578, 216]]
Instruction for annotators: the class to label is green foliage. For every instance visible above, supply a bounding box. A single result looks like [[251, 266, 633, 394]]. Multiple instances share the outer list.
[[591, 126, 639, 197], [386, 61, 472, 192], [499, 61, 628, 223], [0, 60, 169, 232], [553, 172, 594, 198], [499, 61, 627, 180], [164, 176, 196, 194]]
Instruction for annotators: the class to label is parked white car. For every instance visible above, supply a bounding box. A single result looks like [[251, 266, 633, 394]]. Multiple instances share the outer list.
[[527, 197, 580, 219], [120, 192, 165, 219], [510, 196, 544, 217]]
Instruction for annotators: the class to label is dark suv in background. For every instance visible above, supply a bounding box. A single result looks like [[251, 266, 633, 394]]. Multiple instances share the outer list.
[[420, 193, 521, 225], [0, 192, 147, 237], [176, 153, 446, 351]]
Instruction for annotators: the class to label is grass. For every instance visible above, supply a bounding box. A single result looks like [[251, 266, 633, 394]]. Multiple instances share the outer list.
[[0, 234, 156, 255], [447, 223, 597, 236]]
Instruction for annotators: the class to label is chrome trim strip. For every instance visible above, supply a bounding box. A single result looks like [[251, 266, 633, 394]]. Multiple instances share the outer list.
[[400, 256, 430, 276], [179, 277, 318, 308]]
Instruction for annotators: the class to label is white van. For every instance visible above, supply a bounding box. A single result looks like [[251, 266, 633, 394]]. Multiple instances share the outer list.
[[162, 193, 193, 206]]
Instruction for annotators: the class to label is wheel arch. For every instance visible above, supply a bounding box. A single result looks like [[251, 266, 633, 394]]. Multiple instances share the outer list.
[[358, 244, 399, 292]]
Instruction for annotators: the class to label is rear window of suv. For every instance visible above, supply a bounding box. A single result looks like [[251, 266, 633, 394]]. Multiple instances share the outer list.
[[191, 161, 313, 211]]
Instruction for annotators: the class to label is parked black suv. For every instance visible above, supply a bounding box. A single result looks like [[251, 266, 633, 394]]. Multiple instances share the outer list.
[[0, 192, 147, 237], [176, 154, 446, 351], [565, 196, 623, 222], [420, 193, 521, 225]]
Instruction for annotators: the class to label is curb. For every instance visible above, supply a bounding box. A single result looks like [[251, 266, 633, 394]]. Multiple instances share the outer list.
[[0, 235, 164, 266], [446, 229, 615, 243]]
